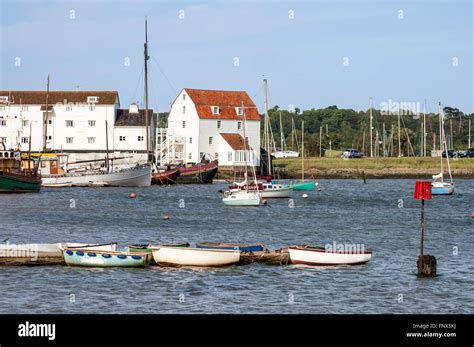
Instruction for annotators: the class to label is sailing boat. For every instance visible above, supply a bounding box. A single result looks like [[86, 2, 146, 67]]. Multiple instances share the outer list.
[[292, 120, 316, 191], [431, 104, 455, 195], [222, 104, 262, 206], [272, 112, 299, 158]]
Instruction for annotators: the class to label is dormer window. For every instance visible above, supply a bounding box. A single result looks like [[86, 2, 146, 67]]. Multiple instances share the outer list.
[[211, 106, 220, 115], [87, 96, 98, 103], [0, 96, 9, 103], [236, 107, 244, 116]]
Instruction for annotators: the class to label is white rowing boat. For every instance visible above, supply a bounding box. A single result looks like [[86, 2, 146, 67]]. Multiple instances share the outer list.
[[149, 245, 240, 267], [289, 245, 372, 266]]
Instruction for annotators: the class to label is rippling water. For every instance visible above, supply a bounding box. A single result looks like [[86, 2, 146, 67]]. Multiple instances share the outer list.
[[0, 179, 473, 314]]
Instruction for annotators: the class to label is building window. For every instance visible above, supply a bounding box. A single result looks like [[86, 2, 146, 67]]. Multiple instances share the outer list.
[[89, 104, 95, 111], [21, 106, 28, 111], [237, 107, 244, 116], [237, 121, 242, 130], [189, 153, 192, 160], [182, 121, 186, 128], [48, 136, 52, 140], [199, 152, 204, 159], [189, 137, 192, 144], [212, 106, 220, 115], [0, 137, 6, 143], [87, 96, 98, 103], [88, 137, 95, 144], [215, 152, 218, 160], [119, 136, 126, 141], [138, 136, 144, 141], [21, 137, 29, 144], [0, 120, 6, 126], [48, 120, 52, 124], [182, 106, 186, 114], [228, 151, 233, 162], [66, 137, 73, 144], [217, 120, 222, 129], [209, 137, 213, 145], [183, 94, 186, 100], [66, 120, 74, 127], [245, 137, 249, 144], [22, 120, 29, 127], [88, 120, 96, 127], [66, 105, 72, 111]]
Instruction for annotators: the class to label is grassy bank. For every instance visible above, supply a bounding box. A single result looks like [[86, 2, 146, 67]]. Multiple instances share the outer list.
[[272, 157, 474, 179]]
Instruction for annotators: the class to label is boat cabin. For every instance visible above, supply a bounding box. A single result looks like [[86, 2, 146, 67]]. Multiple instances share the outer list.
[[0, 151, 21, 173]]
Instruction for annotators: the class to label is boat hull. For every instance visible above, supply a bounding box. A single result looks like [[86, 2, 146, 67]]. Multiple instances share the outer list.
[[151, 168, 180, 185], [289, 246, 372, 265], [261, 187, 292, 198], [150, 246, 240, 267], [42, 164, 152, 187], [177, 161, 218, 184], [292, 182, 316, 191], [222, 191, 261, 206], [0, 172, 41, 193], [63, 249, 149, 267], [431, 182, 455, 195]]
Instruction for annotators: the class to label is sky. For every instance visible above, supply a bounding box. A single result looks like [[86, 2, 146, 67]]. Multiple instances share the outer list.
[[0, 0, 472, 114]]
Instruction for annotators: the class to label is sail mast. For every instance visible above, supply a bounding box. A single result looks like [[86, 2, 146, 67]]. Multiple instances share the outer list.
[[263, 79, 271, 176], [301, 120, 304, 182], [105, 120, 110, 173], [369, 97, 373, 157], [398, 108, 401, 157], [144, 17, 150, 163], [279, 111, 284, 151], [43, 75, 50, 152]]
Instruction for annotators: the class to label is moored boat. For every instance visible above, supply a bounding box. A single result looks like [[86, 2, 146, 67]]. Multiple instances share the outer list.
[[222, 188, 261, 206], [288, 245, 372, 266], [196, 242, 264, 252], [151, 167, 180, 185], [431, 181, 455, 195], [239, 248, 290, 265], [63, 248, 150, 267], [0, 150, 41, 193], [1, 242, 117, 266], [149, 245, 240, 267], [176, 160, 218, 184], [292, 181, 317, 191]]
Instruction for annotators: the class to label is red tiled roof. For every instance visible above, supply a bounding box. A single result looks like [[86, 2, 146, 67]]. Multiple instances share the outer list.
[[220, 133, 252, 150], [184, 88, 260, 121], [0, 91, 119, 105]]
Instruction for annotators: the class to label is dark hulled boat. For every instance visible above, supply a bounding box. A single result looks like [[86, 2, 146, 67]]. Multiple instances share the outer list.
[[176, 160, 218, 184], [0, 150, 41, 193], [151, 167, 180, 185]]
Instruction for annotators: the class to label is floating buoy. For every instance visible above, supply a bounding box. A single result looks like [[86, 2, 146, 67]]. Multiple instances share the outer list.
[[317, 187, 321, 191], [302, 194, 308, 198], [163, 213, 170, 220], [471, 213, 474, 219], [129, 192, 137, 199]]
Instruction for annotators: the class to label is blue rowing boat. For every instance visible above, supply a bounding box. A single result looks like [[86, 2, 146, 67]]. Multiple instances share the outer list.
[[196, 242, 264, 252], [63, 248, 150, 267]]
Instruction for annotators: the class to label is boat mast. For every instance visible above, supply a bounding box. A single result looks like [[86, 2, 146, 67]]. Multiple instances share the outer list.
[[105, 120, 110, 173], [263, 79, 271, 176], [440, 104, 452, 183], [43, 75, 50, 153], [423, 99, 427, 157], [301, 120, 304, 182], [369, 97, 373, 157], [144, 17, 150, 163], [398, 108, 401, 157]]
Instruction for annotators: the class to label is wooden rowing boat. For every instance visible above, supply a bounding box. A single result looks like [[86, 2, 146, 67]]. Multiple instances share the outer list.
[[288, 245, 372, 266], [239, 248, 290, 265], [149, 245, 240, 267]]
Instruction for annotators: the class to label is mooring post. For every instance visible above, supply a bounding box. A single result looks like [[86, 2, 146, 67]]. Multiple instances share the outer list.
[[414, 181, 436, 277]]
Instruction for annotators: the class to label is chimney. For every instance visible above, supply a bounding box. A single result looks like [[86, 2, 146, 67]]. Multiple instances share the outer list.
[[129, 103, 139, 114]]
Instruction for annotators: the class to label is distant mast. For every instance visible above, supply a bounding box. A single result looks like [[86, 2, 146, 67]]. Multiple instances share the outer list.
[[263, 79, 271, 176], [43, 75, 50, 152], [144, 17, 150, 163]]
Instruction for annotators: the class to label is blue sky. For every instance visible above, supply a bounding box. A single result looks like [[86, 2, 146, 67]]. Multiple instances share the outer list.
[[0, 0, 472, 113]]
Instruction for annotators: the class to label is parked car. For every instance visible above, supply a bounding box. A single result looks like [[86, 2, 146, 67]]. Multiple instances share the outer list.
[[341, 148, 364, 158], [466, 148, 474, 158], [442, 150, 456, 158], [456, 150, 467, 158]]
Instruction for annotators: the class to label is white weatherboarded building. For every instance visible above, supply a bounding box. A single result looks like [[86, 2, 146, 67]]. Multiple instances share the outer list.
[[0, 91, 155, 164], [160, 88, 261, 167]]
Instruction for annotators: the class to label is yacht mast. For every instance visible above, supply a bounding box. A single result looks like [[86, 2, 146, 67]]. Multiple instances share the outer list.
[[263, 79, 271, 176], [144, 17, 150, 163], [43, 75, 50, 152]]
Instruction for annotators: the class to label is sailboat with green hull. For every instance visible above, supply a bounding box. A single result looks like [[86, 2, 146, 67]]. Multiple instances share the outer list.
[[292, 120, 316, 191]]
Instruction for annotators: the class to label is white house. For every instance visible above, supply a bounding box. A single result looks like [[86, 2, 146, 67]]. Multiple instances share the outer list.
[[0, 90, 155, 164], [162, 88, 261, 167]]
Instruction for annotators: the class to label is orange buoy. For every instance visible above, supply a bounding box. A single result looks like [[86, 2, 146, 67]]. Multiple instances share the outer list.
[[129, 192, 137, 199], [471, 213, 474, 219]]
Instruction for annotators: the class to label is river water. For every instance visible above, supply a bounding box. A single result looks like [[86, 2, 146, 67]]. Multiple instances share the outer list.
[[0, 179, 473, 314]]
